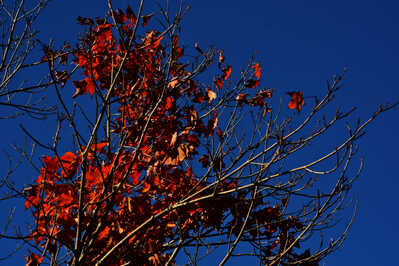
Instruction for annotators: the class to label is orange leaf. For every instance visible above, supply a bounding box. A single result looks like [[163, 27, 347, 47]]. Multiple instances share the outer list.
[[170, 132, 178, 147], [235, 93, 248, 104], [287, 91, 305, 112], [42, 155, 59, 173], [142, 182, 151, 193], [168, 78, 179, 88], [25, 251, 43, 266], [98, 226, 110, 240], [60, 151, 79, 178], [177, 144, 188, 162], [218, 50, 224, 66], [252, 63, 261, 80], [151, 35, 163, 49], [206, 88, 217, 102], [222, 65, 232, 80], [81, 141, 109, 160], [91, 141, 108, 153]]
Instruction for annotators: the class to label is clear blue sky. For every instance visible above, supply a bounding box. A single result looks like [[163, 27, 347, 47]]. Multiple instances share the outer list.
[[1, 0, 398, 265]]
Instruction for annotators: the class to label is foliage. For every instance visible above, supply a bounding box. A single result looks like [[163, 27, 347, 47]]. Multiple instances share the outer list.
[[2, 1, 395, 265]]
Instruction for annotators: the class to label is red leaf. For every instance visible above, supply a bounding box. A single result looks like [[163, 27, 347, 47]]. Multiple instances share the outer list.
[[114, 8, 128, 24], [165, 96, 173, 110], [98, 226, 110, 240], [259, 89, 273, 98], [126, 6, 137, 28], [215, 78, 224, 90], [252, 63, 261, 80], [198, 155, 210, 167], [131, 169, 141, 185], [72, 78, 95, 98], [151, 35, 163, 49], [94, 24, 112, 42], [218, 50, 224, 67], [287, 91, 305, 112], [60, 152, 79, 179], [42, 155, 59, 173], [142, 182, 151, 193], [142, 13, 154, 27], [246, 79, 259, 88], [25, 251, 43, 266], [92, 141, 108, 153], [222, 65, 232, 80]]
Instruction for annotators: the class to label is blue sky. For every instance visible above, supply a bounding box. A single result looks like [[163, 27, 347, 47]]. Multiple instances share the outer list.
[[1, 0, 398, 265]]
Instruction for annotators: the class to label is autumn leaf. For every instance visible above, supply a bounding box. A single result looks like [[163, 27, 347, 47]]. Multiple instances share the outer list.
[[252, 63, 261, 80], [98, 226, 110, 240], [206, 88, 217, 102], [58, 192, 74, 207], [92, 141, 108, 153], [114, 8, 128, 24], [215, 78, 224, 90], [72, 78, 95, 98], [165, 96, 173, 110], [222, 65, 232, 80], [83, 141, 108, 153], [151, 35, 163, 49], [142, 31, 163, 49], [287, 91, 305, 112], [60, 151, 80, 179], [142, 182, 151, 193], [198, 155, 210, 167], [235, 93, 248, 105], [142, 13, 154, 27], [168, 78, 179, 88], [259, 89, 273, 98], [126, 5, 137, 28], [42, 155, 59, 173], [24, 186, 41, 210], [25, 251, 43, 266], [170, 132, 178, 147], [25, 7, 317, 266], [218, 50, 224, 67], [148, 253, 161, 265], [172, 35, 184, 59], [245, 79, 259, 88]]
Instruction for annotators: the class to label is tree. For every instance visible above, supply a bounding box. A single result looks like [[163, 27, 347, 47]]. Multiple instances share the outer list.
[[3, 1, 397, 265], [0, 0, 57, 261], [0, 0, 54, 119]]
